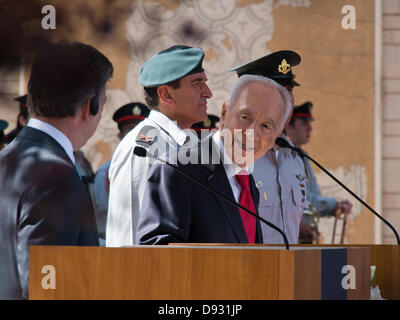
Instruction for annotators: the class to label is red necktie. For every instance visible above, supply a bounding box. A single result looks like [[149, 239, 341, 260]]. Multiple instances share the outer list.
[[235, 173, 257, 243]]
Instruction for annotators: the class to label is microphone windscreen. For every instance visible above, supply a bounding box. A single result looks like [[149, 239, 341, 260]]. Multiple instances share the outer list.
[[133, 146, 147, 158], [275, 137, 291, 148]]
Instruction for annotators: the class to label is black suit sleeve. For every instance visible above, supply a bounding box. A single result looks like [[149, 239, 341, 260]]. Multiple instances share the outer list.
[[16, 164, 97, 299], [137, 162, 192, 245]]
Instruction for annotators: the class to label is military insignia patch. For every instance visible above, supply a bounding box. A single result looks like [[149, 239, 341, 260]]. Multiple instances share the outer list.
[[278, 59, 291, 75], [136, 126, 158, 147], [137, 133, 154, 143]]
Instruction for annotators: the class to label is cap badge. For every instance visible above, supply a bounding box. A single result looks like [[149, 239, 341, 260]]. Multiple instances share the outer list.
[[203, 118, 211, 128], [278, 59, 291, 75], [133, 106, 141, 115]]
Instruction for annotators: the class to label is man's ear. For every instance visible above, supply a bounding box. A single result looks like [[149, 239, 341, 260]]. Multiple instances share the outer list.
[[157, 85, 175, 106], [284, 121, 294, 135], [219, 102, 227, 129], [81, 96, 93, 121]]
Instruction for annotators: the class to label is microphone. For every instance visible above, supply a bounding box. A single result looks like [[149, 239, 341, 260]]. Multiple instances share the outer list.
[[276, 137, 305, 157], [275, 137, 400, 245], [134, 146, 290, 250]]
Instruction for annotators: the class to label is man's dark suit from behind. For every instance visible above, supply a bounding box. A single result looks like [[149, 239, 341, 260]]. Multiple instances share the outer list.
[[0, 127, 98, 299], [0, 42, 113, 299]]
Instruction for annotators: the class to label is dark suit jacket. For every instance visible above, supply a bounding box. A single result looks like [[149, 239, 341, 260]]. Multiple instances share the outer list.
[[0, 127, 98, 300], [137, 135, 263, 245]]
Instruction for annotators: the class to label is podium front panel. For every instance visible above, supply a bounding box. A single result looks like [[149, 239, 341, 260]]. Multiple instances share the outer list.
[[29, 245, 370, 300]]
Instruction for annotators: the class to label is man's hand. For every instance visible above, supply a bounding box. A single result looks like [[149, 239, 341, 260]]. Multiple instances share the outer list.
[[337, 199, 352, 214], [299, 218, 319, 243]]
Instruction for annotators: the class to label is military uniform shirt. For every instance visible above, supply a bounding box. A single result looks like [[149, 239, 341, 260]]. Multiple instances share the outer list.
[[253, 139, 307, 244]]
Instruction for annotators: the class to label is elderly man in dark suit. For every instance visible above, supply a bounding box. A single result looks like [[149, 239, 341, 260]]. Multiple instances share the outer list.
[[0, 42, 113, 300], [137, 74, 292, 245]]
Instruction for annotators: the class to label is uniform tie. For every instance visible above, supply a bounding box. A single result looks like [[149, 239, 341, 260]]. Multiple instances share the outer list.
[[235, 172, 256, 243]]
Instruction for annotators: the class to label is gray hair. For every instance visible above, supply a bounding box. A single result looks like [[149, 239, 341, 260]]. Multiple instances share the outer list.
[[227, 74, 292, 131]]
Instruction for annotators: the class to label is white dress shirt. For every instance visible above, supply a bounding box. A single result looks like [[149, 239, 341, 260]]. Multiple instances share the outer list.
[[212, 130, 252, 203]]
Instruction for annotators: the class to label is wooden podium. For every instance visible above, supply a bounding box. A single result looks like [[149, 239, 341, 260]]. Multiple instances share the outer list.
[[29, 245, 371, 300], [293, 244, 400, 300]]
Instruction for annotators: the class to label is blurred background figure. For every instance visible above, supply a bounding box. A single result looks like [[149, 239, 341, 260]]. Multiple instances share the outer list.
[[5, 95, 29, 143], [191, 114, 219, 139], [74, 149, 96, 197], [285, 101, 353, 243], [0, 120, 9, 150], [93, 102, 149, 245]]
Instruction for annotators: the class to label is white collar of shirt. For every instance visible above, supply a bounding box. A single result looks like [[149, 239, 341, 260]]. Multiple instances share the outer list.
[[27, 118, 75, 164], [212, 131, 253, 202], [212, 130, 252, 178], [148, 110, 194, 146]]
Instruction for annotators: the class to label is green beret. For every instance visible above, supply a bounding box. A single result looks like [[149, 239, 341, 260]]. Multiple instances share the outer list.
[[139, 45, 205, 87]]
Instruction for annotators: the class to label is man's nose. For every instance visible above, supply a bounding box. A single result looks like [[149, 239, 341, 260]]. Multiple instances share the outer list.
[[203, 83, 213, 98]]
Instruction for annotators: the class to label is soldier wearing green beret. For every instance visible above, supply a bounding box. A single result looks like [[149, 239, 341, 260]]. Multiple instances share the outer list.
[[106, 45, 213, 246]]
